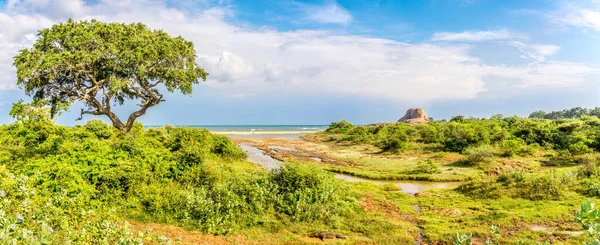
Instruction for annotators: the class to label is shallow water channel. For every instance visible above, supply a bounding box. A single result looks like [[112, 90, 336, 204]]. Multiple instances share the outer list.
[[334, 173, 463, 195], [239, 143, 462, 194]]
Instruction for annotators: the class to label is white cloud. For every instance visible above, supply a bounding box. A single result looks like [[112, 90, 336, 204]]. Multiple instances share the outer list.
[[431, 29, 525, 42], [0, 0, 596, 104], [300, 2, 352, 24], [548, 4, 600, 31], [201, 51, 254, 81], [510, 41, 560, 62]]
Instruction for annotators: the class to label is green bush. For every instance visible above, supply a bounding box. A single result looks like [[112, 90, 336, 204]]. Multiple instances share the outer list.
[[0, 120, 359, 239], [322, 113, 600, 157], [459, 171, 570, 201], [465, 145, 499, 164], [408, 159, 441, 174], [575, 200, 600, 245], [0, 166, 172, 244], [325, 120, 354, 134], [499, 138, 532, 157], [343, 126, 374, 143], [270, 163, 355, 222], [577, 161, 600, 178], [84, 120, 114, 139]]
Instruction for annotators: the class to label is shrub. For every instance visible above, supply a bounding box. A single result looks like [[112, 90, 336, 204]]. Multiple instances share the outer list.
[[499, 138, 530, 157], [0, 120, 361, 238], [574, 200, 600, 245], [585, 182, 600, 197], [518, 174, 566, 201], [464, 145, 499, 164], [325, 120, 354, 134], [84, 120, 114, 139], [497, 170, 526, 184], [570, 141, 592, 155], [343, 126, 374, 144], [0, 167, 172, 244], [379, 136, 410, 153], [270, 163, 355, 222], [409, 159, 441, 174], [577, 161, 600, 178]]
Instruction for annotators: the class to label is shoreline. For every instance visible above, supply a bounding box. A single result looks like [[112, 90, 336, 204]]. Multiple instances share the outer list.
[[212, 130, 322, 135]]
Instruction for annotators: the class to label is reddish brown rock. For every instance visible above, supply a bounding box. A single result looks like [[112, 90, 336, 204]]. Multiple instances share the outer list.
[[398, 108, 430, 124]]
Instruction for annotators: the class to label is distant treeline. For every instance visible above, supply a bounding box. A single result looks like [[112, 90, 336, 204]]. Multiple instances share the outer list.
[[529, 107, 600, 119]]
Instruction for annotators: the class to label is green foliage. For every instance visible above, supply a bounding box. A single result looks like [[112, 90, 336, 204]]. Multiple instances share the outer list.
[[579, 159, 600, 175], [343, 126, 374, 143], [0, 166, 172, 244], [13, 19, 208, 132], [453, 232, 472, 245], [0, 120, 360, 240], [9, 100, 54, 124], [529, 107, 600, 119], [323, 114, 600, 158], [499, 138, 534, 157], [271, 163, 356, 222], [575, 200, 600, 245], [325, 120, 354, 133], [408, 159, 441, 174], [484, 225, 500, 245], [465, 145, 499, 164], [458, 171, 571, 201]]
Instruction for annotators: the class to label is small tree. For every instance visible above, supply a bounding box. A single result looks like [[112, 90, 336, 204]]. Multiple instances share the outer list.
[[13, 19, 208, 132]]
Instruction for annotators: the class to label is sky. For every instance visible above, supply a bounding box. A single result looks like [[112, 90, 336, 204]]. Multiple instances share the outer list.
[[0, 0, 599, 125]]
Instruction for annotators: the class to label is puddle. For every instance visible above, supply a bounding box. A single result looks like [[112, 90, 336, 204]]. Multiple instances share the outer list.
[[311, 157, 323, 162], [334, 173, 463, 194], [239, 144, 282, 170], [268, 146, 299, 152]]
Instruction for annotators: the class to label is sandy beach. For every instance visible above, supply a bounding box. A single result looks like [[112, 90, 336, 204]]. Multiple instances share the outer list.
[[212, 130, 322, 135]]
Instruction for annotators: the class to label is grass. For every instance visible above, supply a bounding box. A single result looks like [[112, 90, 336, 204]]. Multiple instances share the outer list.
[[417, 189, 597, 244], [250, 132, 600, 244]]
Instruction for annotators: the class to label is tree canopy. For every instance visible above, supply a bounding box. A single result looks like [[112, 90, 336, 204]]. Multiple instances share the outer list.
[[529, 107, 600, 120], [13, 19, 208, 132]]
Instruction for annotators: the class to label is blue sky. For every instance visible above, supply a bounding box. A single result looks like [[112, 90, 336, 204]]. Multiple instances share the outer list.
[[0, 0, 599, 125]]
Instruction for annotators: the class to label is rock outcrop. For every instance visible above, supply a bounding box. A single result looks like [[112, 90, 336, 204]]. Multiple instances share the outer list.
[[398, 108, 430, 124]]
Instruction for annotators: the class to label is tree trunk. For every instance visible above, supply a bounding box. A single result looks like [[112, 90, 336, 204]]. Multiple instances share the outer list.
[[105, 111, 126, 132]]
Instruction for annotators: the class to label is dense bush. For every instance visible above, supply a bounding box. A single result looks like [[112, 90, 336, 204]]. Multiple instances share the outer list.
[[271, 163, 356, 222], [324, 115, 600, 157], [408, 160, 441, 174], [0, 120, 358, 239], [464, 145, 500, 164], [0, 166, 172, 244], [326, 120, 354, 134], [458, 170, 572, 200]]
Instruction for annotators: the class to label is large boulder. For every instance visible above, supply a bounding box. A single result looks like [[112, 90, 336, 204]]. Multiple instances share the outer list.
[[398, 108, 430, 124]]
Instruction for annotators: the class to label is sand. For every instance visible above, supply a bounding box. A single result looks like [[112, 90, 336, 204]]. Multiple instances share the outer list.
[[213, 130, 322, 135]]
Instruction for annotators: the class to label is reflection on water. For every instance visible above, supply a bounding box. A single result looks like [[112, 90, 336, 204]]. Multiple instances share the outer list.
[[334, 173, 463, 194], [239, 144, 282, 170]]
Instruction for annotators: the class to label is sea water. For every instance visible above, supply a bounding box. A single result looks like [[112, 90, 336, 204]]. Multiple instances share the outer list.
[[145, 125, 328, 138]]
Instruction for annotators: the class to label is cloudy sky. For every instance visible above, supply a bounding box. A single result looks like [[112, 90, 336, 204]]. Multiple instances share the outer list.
[[0, 0, 599, 125]]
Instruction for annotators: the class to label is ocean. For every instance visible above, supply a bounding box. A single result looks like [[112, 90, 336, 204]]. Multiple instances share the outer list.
[[145, 125, 329, 136]]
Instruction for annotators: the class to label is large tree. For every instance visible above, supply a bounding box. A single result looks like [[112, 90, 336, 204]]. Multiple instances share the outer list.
[[13, 19, 208, 132]]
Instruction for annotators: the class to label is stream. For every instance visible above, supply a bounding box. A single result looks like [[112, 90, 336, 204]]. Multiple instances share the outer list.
[[239, 143, 585, 243], [239, 143, 462, 194], [238, 143, 468, 245]]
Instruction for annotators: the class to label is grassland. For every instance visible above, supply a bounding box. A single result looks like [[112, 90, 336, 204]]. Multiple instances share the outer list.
[[232, 116, 600, 244]]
